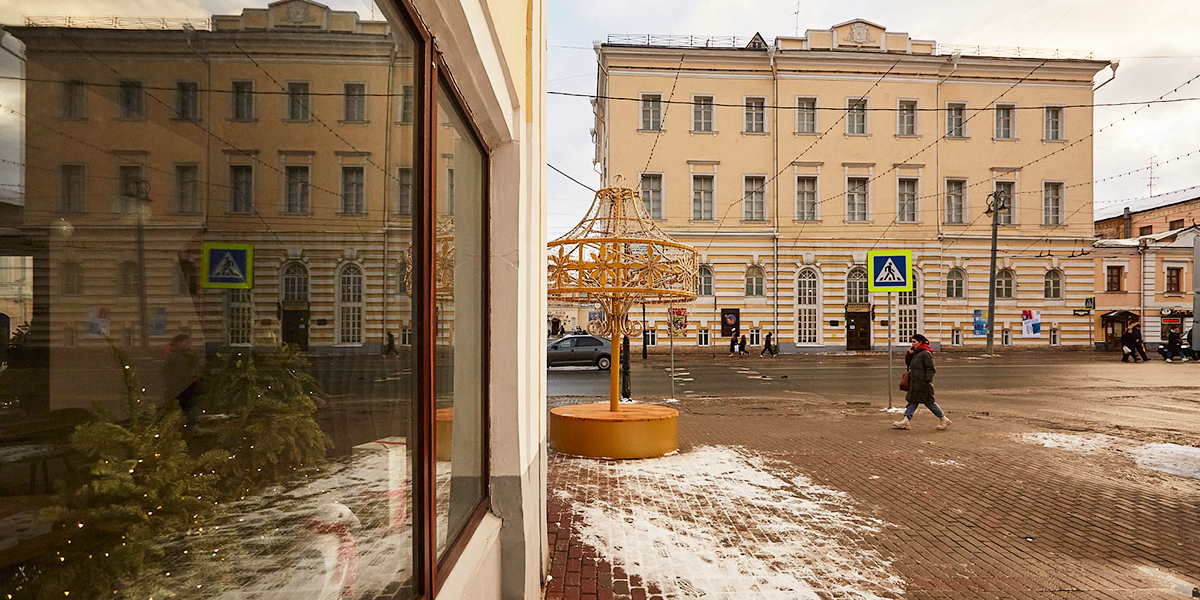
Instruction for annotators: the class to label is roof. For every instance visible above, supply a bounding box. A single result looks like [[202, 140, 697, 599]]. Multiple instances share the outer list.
[[1094, 185, 1200, 221], [1093, 224, 1200, 248]]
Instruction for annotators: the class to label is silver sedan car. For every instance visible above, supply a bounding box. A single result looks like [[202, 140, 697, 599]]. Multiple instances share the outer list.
[[546, 335, 612, 369]]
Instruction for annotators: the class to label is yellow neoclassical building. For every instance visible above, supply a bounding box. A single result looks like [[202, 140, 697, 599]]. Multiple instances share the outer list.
[[594, 20, 1110, 351]]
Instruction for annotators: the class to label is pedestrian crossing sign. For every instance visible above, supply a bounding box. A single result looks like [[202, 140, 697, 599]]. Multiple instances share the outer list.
[[201, 243, 253, 289], [867, 250, 912, 292]]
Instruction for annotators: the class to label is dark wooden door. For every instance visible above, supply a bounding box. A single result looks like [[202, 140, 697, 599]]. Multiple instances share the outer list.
[[846, 311, 872, 350], [281, 309, 309, 351]]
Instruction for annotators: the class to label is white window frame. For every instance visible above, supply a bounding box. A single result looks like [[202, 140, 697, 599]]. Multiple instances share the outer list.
[[342, 166, 366, 214], [396, 166, 414, 215], [748, 328, 761, 346], [795, 96, 817, 134], [745, 266, 765, 297], [897, 99, 917, 136], [946, 102, 966, 138], [641, 93, 662, 131], [282, 261, 309, 302], [230, 164, 254, 213], [61, 164, 86, 213], [945, 178, 966, 224], [1042, 181, 1063, 225], [692, 94, 714, 133], [946, 268, 966, 299], [796, 268, 820, 345], [284, 165, 310, 214], [692, 174, 714, 220], [1043, 105, 1064, 141], [952, 328, 963, 346], [287, 81, 311, 121], [343, 82, 367, 122], [1001, 328, 1012, 346], [897, 177, 918, 223], [846, 177, 869, 222], [697, 265, 713, 296], [400, 84, 415, 123], [337, 263, 365, 345], [176, 81, 199, 121], [993, 180, 1015, 225], [117, 164, 143, 214], [697, 328, 710, 346], [995, 269, 1015, 299], [644, 329, 657, 346], [1044, 269, 1063, 299], [175, 163, 199, 214], [62, 79, 86, 119], [227, 289, 253, 346], [744, 96, 766, 133], [994, 104, 1015, 140], [847, 267, 869, 304], [846, 98, 867, 135], [640, 172, 664, 219], [743, 175, 767, 221], [118, 80, 144, 119], [231, 80, 254, 120], [795, 175, 818, 222]]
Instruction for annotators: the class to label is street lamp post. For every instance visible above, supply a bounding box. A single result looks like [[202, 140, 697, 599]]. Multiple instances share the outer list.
[[130, 177, 152, 350], [985, 190, 1008, 355]]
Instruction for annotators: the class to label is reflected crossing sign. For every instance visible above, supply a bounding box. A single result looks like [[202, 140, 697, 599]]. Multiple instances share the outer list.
[[201, 243, 253, 289], [867, 250, 912, 292]]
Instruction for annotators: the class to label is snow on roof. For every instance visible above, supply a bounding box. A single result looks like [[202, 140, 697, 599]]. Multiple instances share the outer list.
[[1094, 224, 1200, 248], [1094, 185, 1200, 222]]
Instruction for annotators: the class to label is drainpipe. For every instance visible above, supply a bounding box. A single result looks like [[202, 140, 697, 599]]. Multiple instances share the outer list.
[[382, 40, 398, 348], [936, 50, 958, 344], [1139, 237, 1149, 337], [769, 44, 780, 343]]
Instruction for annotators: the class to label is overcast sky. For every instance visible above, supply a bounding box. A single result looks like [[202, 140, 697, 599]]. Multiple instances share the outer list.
[[1, 0, 1198, 233]]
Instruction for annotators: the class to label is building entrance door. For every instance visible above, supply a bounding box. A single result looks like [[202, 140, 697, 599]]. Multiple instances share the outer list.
[[846, 309, 872, 350], [281, 308, 310, 351]]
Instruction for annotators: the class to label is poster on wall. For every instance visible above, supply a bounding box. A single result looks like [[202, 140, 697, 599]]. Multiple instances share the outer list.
[[86, 307, 111, 337], [669, 308, 688, 335], [720, 308, 740, 337], [1022, 310, 1042, 337], [973, 310, 988, 336]]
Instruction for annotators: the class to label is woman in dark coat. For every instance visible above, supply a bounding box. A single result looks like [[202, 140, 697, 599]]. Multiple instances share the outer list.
[[893, 333, 951, 430]]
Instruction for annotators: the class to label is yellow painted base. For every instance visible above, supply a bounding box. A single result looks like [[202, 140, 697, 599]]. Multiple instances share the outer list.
[[549, 403, 678, 459]]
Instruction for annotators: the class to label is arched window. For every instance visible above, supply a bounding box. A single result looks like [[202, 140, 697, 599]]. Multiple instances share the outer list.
[[898, 274, 919, 342], [117, 261, 139, 296], [946, 268, 965, 299], [995, 269, 1015, 299], [227, 289, 253, 346], [397, 252, 411, 295], [797, 269, 819, 344], [177, 260, 198, 296], [282, 262, 309, 302], [697, 265, 713, 296], [61, 261, 83, 296], [1044, 269, 1062, 299], [338, 264, 364, 344], [847, 267, 868, 303], [744, 265, 765, 296]]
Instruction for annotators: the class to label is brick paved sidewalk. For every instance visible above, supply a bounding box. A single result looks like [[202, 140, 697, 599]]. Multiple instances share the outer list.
[[545, 402, 1200, 600]]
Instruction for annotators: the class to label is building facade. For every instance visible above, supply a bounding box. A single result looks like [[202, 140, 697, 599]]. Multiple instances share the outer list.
[[1094, 186, 1200, 239], [1093, 226, 1196, 352], [594, 20, 1109, 351], [4, 0, 547, 597]]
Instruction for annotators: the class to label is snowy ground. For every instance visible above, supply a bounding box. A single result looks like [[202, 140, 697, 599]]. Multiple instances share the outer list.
[[1019, 432, 1200, 479], [560, 446, 905, 600]]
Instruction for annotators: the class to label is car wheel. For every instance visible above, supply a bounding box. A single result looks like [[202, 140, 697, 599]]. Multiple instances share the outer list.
[[597, 355, 611, 370]]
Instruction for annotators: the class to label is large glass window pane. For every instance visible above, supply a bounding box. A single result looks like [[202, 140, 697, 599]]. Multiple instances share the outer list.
[[435, 82, 487, 558]]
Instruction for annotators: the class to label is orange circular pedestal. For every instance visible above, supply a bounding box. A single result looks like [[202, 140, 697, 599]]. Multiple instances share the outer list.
[[549, 403, 678, 459]]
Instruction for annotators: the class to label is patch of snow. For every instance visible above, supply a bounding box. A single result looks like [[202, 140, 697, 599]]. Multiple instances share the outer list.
[[1020, 432, 1114, 453], [1134, 443, 1200, 479], [0, 510, 50, 551], [570, 446, 904, 599], [929, 460, 964, 468]]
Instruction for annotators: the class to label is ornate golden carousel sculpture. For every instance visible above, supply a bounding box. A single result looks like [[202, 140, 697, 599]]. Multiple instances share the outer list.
[[547, 175, 697, 458]]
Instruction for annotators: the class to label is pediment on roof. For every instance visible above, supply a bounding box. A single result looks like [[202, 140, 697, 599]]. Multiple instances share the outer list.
[[831, 18, 886, 48], [268, 0, 330, 27]]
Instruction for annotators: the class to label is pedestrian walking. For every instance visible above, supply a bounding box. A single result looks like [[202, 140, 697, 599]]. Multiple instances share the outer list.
[[893, 333, 951, 430], [738, 334, 748, 357], [162, 333, 201, 431], [728, 330, 739, 357], [759, 332, 777, 357], [383, 331, 398, 356], [1163, 326, 1189, 362], [1120, 326, 1141, 362], [1129, 324, 1149, 362]]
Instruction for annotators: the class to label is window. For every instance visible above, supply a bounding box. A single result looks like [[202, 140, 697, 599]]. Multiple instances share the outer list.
[[118, 165, 143, 213], [338, 264, 364, 344], [176, 81, 199, 120], [640, 174, 662, 219], [176, 165, 199, 213], [285, 166, 310, 213], [744, 97, 765, 133], [995, 105, 1014, 139], [1044, 269, 1062, 299], [401, 326, 412, 345], [397, 167, 414, 215], [232, 81, 254, 119], [995, 269, 1014, 299], [117, 261, 139, 295], [745, 266, 765, 296], [797, 269, 818, 344], [1043, 182, 1062, 225], [1044, 107, 1062, 140], [62, 79, 85, 118], [846, 99, 866, 134], [698, 328, 710, 346], [61, 262, 83, 296], [952, 328, 963, 346], [397, 255, 410, 295], [287, 82, 310, 120], [1170, 219, 1185, 230], [342, 167, 365, 214], [227, 289, 253, 345], [946, 268, 965, 299], [61, 164, 85, 213], [230, 165, 253, 212], [897, 280, 917, 342], [641, 94, 662, 130], [743, 176, 766, 221], [1106, 266, 1124, 291], [945, 179, 965, 224], [644, 329, 657, 346], [748, 328, 761, 346], [897, 100, 916, 135], [1002, 328, 1012, 346], [795, 176, 817, 221], [1050, 328, 1060, 346], [282, 262, 309, 302], [796, 97, 816, 133], [400, 84, 415, 122], [947, 103, 965, 137], [1167, 267, 1182, 293], [692, 175, 713, 220], [178, 260, 198, 296], [344, 83, 366, 121], [897, 178, 917, 223], [994, 181, 1014, 225], [697, 265, 713, 296], [847, 268, 868, 303], [846, 178, 868, 222], [119, 80, 144, 119], [1139, 225, 1154, 236], [693, 95, 713, 132]]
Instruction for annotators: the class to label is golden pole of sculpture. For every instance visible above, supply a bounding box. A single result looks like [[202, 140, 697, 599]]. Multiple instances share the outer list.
[[548, 175, 698, 411]]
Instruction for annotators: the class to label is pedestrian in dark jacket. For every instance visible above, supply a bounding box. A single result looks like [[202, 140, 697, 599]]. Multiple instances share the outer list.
[[1129, 324, 1148, 361], [728, 330, 739, 357], [738, 334, 748, 357], [1164, 326, 1189, 362], [759, 332, 777, 357], [1120, 326, 1141, 362], [893, 333, 950, 430]]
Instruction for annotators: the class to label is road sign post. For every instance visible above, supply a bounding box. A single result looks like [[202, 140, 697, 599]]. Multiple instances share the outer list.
[[868, 251, 913, 411]]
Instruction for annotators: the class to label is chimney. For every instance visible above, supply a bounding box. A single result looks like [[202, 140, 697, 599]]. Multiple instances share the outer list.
[[1123, 207, 1132, 238]]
